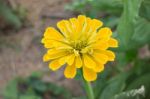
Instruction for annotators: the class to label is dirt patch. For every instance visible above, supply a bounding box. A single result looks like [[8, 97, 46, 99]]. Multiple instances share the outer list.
[[0, 0, 82, 97]]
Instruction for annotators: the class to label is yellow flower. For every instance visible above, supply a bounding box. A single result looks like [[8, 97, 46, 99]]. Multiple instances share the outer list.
[[41, 15, 118, 81]]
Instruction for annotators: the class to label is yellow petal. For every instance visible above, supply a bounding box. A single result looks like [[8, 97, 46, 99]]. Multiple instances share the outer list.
[[83, 66, 97, 81], [75, 56, 82, 68], [44, 27, 64, 40], [52, 41, 72, 49], [57, 20, 71, 38], [41, 38, 55, 48], [66, 54, 75, 65], [69, 18, 77, 27], [43, 53, 51, 62], [47, 49, 68, 60], [69, 18, 80, 39], [92, 52, 108, 64], [41, 38, 50, 44], [44, 43, 53, 48], [78, 15, 86, 25], [58, 55, 68, 65], [49, 59, 62, 71], [108, 38, 118, 47], [83, 18, 91, 33], [83, 54, 96, 69], [102, 50, 115, 61], [93, 63, 104, 73], [78, 15, 87, 33], [91, 19, 103, 30], [92, 40, 109, 50], [97, 27, 112, 40], [64, 63, 76, 78]]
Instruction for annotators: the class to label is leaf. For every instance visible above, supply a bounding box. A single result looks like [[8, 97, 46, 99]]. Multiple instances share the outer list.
[[47, 82, 72, 99], [139, 0, 150, 21], [3, 79, 18, 99], [133, 58, 150, 75], [117, 0, 143, 51], [0, 0, 22, 29], [115, 49, 137, 73], [132, 17, 150, 44], [127, 73, 150, 99], [19, 95, 41, 99], [30, 71, 43, 78], [74, 69, 83, 81], [99, 73, 128, 99], [113, 86, 145, 99], [90, 0, 123, 16], [65, 0, 123, 16], [94, 66, 113, 99]]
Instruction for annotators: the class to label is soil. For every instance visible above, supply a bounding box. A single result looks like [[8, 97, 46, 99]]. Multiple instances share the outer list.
[[0, 0, 83, 98]]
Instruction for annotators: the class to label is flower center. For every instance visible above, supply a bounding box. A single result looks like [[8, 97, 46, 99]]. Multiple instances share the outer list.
[[71, 40, 88, 51], [68, 39, 94, 56]]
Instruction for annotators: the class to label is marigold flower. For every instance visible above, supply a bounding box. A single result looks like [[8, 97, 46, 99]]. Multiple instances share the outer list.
[[41, 15, 118, 81]]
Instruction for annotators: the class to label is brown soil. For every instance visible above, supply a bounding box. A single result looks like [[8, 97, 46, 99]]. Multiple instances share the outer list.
[[0, 0, 83, 98]]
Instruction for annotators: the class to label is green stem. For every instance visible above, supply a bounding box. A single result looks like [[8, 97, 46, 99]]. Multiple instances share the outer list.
[[84, 81, 95, 99]]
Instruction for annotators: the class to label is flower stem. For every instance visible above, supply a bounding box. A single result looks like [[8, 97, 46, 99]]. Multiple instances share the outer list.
[[84, 81, 95, 99]]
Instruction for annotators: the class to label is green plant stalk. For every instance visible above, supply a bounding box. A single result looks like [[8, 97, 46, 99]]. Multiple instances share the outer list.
[[84, 81, 95, 99]]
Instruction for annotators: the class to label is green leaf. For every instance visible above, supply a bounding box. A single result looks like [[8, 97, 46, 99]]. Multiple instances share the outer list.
[[65, 0, 123, 16], [117, 0, 143, 51], [19, 95, 41, 99], [46, 82, 72, 99], [132, 17, 150, 44], [0, 0, 22, 29], [31, 80, 47, 92], [139, 0, 150, 21], [94, 66, 113, 99], [30, 71, 43, 79], [115, 50, 137, 73], [133, 58, 150, 75], [113, 86, 145, 99], [74, 69, 83, 81], [127, 73, 150, 99], [90, 0, 123, 16], [3, 79, 19, 99], [99, 73, 128, 99]]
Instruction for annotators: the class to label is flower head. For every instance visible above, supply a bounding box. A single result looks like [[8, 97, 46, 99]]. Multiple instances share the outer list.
[[42, 15, 118, 81]]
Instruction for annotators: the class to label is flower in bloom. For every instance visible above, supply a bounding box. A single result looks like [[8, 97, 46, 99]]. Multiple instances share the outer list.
[[41, 15, 118, 81]]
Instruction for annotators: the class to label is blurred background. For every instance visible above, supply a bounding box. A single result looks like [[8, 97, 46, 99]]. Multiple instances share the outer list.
[[0, 0, 150, 99]]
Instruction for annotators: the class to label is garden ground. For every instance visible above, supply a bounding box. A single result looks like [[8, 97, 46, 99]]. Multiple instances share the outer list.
[[0, 0, 82, 97]]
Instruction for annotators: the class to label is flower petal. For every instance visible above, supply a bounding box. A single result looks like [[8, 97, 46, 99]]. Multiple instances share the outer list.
[[92, 40, 109, 50], [93, 63, 104, 73], [69, 18, 80, 39], [92, 52, 108, 64], [75, 56, 82, 68], [103, 50, 115, 61], [83, 54, 96, 69], [108, 38, 118, 47], [83, 18, 92, 33], [46, 49, 68, 60], [66, 54, 75, 65], [78, 15, 86, 25], [91, 19, 103, 30], [44, 27, 64, 40], [41, 38, 57, 48], [58, 55, 68, 65], [83, 66, 97, 81], [43, 53, 51, 62], [64, 63, 76, 78], [52, 41, 72, 49], [49, 59, 62, 71], [57, 20, 72, 38], [97, 27, 112, 40]]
